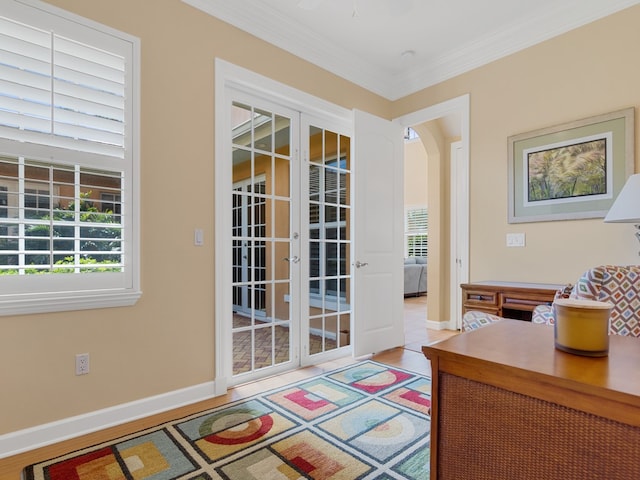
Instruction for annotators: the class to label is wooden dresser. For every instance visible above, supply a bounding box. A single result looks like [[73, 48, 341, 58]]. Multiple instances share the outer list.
[[423, 320, 640, 480], [460, 280, 564, 321]]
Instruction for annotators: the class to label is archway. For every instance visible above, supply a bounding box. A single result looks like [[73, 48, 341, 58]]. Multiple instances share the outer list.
[[396, 94, 470, 330]]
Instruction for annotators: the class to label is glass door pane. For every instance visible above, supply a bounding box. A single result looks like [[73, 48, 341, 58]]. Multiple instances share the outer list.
[[231, 101, 293, 377], [307, 125, 352, 356]]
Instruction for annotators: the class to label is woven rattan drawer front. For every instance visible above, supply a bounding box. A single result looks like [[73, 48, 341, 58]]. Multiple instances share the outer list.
[[437, 372, 640, 480]]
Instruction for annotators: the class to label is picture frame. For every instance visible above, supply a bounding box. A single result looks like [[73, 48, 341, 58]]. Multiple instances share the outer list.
[[508, 107, 634, 223]]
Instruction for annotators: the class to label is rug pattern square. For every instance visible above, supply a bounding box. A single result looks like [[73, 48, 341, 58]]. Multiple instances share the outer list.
[[175, 399, 299, 463], [39, 429, 199, 480], [265, 378, 366, 421], [25, 361, 431, 480], [318, 398, 430, 462]]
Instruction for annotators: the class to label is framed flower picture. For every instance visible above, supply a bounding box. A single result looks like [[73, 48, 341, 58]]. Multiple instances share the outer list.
[[508, 108, 634, 223]]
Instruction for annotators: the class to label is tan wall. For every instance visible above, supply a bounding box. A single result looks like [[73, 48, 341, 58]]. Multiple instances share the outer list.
[[2, 0, 640, 437], [394, 5, 640, 286], [404, 139, 428, 207]]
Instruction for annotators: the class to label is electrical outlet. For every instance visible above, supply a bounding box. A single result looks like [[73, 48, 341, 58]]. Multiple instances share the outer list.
[[75, 353, 90, 375]]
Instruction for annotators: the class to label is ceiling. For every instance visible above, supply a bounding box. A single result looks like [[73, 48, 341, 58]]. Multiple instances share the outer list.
[[182, 0, 639, 100]]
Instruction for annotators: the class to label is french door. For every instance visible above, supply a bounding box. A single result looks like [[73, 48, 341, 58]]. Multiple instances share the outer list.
[[228, 92, 353, 384]]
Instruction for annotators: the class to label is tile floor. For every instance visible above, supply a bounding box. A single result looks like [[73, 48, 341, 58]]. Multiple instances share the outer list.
[[232, 314, 339, 374]]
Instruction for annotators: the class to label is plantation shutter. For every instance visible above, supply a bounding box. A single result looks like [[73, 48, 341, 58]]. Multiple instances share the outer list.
[[0, 15, 125, 159], [405, 206, 428, 257]]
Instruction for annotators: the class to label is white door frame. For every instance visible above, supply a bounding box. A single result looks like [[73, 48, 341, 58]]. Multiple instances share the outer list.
[[395, 94, 470, 330], [450, 140, 468, 330]]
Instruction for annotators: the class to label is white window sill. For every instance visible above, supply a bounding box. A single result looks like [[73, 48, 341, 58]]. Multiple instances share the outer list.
[[0, 290, 142, 316]]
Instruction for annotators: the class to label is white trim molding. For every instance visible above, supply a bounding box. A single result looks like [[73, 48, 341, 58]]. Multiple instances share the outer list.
[[0, 381, 217, 459]]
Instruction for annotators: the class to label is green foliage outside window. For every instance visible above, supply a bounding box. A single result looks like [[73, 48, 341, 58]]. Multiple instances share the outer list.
[[0, 192, 122, 274]]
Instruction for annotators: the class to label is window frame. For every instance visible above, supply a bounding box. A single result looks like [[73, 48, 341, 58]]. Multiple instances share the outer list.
[[405, 205, 428, 258], [0, 0, 141, 316]]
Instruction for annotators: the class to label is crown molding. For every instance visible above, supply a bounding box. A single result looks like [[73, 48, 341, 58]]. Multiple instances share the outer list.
[[183, 0, 640, 101], [182, 0, 393, 97], [391, 0, 640, 99]]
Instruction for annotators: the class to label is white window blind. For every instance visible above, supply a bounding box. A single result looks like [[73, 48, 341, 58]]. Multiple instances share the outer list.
[[0, 16, 125, 159], [405, 206, 428, 258], [0, 0, 140, 315]]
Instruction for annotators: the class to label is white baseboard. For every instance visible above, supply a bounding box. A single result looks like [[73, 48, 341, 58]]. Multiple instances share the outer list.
[[0, 380, 218, 460], [426, 319, 456, 330]]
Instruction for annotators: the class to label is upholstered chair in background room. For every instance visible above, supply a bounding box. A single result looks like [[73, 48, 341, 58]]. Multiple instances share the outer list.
[[531, 265, 640, 337]]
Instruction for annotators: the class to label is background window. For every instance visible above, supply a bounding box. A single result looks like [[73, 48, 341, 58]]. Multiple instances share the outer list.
[[405, 206, 428, 257]]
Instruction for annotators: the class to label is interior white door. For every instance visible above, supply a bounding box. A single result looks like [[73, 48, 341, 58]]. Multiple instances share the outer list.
[[352, 109, 404, 357]]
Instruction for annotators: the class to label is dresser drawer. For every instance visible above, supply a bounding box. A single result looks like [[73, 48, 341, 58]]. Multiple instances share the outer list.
[[463, 289, 498, 307], [502, 292, 553, 312]]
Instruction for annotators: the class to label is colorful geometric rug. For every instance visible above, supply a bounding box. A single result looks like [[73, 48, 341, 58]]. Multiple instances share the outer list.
[[24, 361, 431, 480]]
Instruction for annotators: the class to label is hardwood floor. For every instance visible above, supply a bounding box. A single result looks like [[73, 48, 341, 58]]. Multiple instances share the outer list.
[[403, 294, 458, 350], [0, 297, 458, 480]]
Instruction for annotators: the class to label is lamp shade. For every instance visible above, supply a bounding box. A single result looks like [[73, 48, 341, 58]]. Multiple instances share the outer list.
[[604, 174, 640, 223]]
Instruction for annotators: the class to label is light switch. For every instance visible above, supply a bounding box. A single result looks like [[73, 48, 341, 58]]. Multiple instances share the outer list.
[[506, 233, 525, 247], [194, 228, 204, 246]]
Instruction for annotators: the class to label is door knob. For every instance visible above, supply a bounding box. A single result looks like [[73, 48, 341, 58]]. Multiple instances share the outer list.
[[284, 256, 300, 264], [355, 260, 368, 268]]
